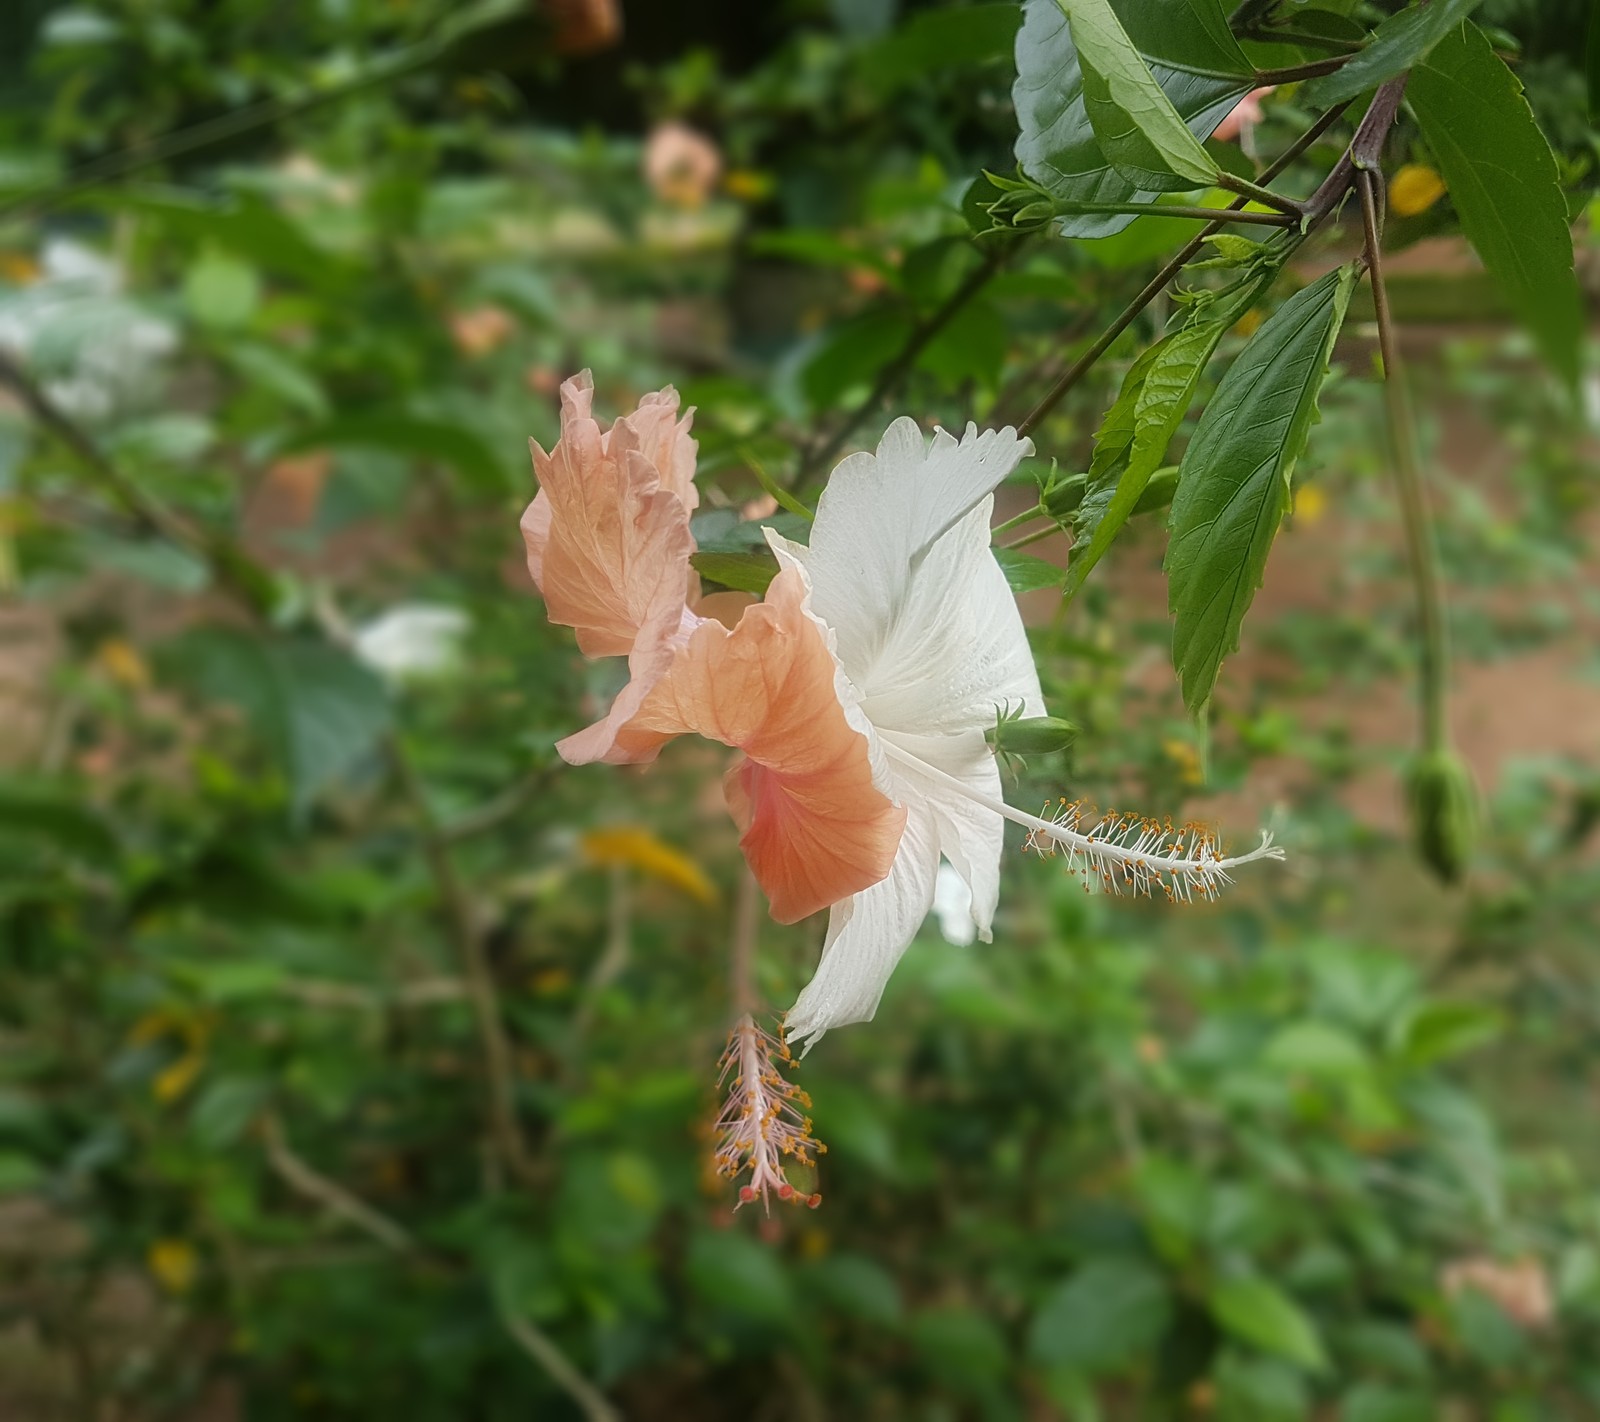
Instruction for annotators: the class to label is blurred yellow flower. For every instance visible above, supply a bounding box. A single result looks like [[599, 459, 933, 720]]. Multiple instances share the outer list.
[[448, 305, 515, 358], [1162, 737, 1204, 787], [0, 251, 40, 284], [1232, 307, 1263, 338], [581, 825, 717, 904], [148, 1238, 198, 1294], [723, 169, 773, 203], [1389, 164, 1446, 218], [97, 638, 151, 690], [1293, 482, 1328, 524]]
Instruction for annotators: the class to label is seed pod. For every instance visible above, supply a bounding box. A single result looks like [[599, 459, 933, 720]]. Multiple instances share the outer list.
[[988, 715, 1080, 756], [1405, 748, 1478, 883]]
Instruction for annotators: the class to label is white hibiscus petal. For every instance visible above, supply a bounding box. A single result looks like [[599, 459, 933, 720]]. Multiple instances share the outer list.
[[783, 800, 939, 1054], [856, 498, 1043, 736], [878, 727, 1006, 942], [800, 419, 1032, 685]]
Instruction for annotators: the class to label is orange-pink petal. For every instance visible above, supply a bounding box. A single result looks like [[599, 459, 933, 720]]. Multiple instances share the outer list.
[[611, 566, 905, 922], [521, 371, 698, 660]]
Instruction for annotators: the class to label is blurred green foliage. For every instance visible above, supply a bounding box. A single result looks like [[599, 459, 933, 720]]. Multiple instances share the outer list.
[[0, 1, 1597, 1419]]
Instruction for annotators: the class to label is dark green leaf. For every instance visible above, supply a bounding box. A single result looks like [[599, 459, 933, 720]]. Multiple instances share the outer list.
[[910, 1306, 1009, 1389], [994, 546, 1063, 592], [166, 629, 391, 813], [1208, 1275, 1329, 1371], [869, 4, 1021, 90], [1410, 21, 1581, 386], [1301, 0, 1482, 109], [1029, 1257, 1172, 1370], [685, 1229, 795, 1324], [1397, 999, 1504, 1067], [1165, 265, 1355, 715], [690, 550, 777, 595], [1014, 0, 1252, 237], [801, 1255, 903, 1328], [801, 308, 915, 410]]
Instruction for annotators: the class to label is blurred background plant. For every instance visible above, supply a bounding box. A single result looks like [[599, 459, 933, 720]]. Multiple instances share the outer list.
[[0, 0, 1597, 1418]]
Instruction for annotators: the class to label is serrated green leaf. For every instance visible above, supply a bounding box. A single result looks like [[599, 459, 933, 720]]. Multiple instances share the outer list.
[[1165, 264, 1355, 715], [1069, 254, 1283, 599], [1014, 0, 1252, 237], [1410, 21, 1581, 387], [1209, 1275, 1329, 1372], [1058, 0, 1220, 189], [1301, 0, 1482, 109]]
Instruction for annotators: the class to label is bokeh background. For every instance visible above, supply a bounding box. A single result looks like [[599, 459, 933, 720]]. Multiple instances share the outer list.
[[0, 1, 1598, 1418]]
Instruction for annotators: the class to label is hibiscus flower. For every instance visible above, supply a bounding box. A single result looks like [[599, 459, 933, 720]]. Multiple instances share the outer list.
[[523, 373, 1282, 1053]]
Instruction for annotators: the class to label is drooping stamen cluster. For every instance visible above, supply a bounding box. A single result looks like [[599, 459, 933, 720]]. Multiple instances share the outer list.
[[713, 1014, 824, 1211], [1022, 797, 1284, 902]]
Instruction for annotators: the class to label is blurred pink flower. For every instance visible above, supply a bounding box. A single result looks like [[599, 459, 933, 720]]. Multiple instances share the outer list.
[[644, 121, 722, 208], [1212, 86, 1276, 143]]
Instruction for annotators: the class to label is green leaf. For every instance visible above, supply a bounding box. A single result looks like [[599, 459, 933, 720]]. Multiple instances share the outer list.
[[1263, 1021, 1371, 1078], [1397, 999, 1504, 1067], [869, 3, 1021, 91], [1301, 0, 1483, 109], [1014, 0, 1252, 236], [1058, 0, 1220, 189], [1165, 264, 1355, 715], [167, 629, 391, 814], [1410, 21, 1581, 387], [910, 1306, 1010, 1390], [1208, 1275, 1329, 1372], [685, 1229, 795, 1325], [690, 549, 777, 595], [221, 341, 329, 417], [994, 546, 1063, 593], [801, 308, 915, 410], [1067, 261, 1278, 599], [1028, 1256, 1172, 1370], [184, 248, 259, 329], [801, 1255, 903, 1328]]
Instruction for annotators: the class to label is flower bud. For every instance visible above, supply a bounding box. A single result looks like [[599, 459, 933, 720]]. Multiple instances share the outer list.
[[1405, 748, 1478, 883], [987, 715, 1080, 756]]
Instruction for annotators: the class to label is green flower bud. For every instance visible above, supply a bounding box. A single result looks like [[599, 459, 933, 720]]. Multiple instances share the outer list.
[[1040, 471, 1088, 521], [987, 715, 1080, 756], [1405, 748, 1479, 883]]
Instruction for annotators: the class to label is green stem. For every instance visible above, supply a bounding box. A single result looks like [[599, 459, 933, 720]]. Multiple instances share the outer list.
[[1253, 54, 1351, 84], [1256, 26, 1362, 54], [1358, 169, 1449, 751], [991, 505, 1046, 538], [1004, 524, 1060, 552], [1058, 201, 1298, 226], [1213, 172, 1304, 217]]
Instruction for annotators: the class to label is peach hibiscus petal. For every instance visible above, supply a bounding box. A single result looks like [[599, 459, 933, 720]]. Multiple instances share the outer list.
[[521, 371, 699, 659], [613, 566, 906, 922]]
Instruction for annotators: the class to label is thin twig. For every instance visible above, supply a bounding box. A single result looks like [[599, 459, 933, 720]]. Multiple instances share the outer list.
[[440, 767, 559, 842], [0, 352, 274, 612], [796, 245, 1012, 482], [570, 862, 632, 1046], [499, 1305, 623, 1422], [277, 977, 470, 1009], [1016, 101, 1350, 438], [391, 737, 540, 1187], [262, 1114, 422, 1257], [264, 1114, 619, 1421]]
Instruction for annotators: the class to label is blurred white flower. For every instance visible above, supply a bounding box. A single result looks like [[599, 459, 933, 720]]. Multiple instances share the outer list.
[[930, 860, 977, 946], [353, 605, 469, 681], [0, 238, 176, 420]]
